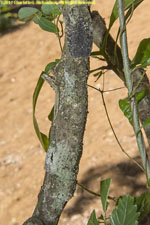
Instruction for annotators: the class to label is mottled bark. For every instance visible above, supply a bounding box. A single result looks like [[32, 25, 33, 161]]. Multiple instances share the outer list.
[[22, 5, 92, 225], [91, 11, 150, 146]]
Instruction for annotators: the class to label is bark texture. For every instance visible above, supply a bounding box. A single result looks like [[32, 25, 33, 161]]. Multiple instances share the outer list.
[[22, 5, 92, 225], [91, 11, 150, 146]]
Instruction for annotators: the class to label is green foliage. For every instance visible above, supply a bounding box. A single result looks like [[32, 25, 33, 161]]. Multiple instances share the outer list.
[[41, 4, 60, 17], [45, 59, 60, 74], [124, 0, 144, 23], [109, 0, 144, 29], [119, 89, 148, 126], [134, 89, 148, 104], [93, 71, 103, 81], [100, 178, 112, 212], [90, 51, 102, 56], [110, 195, 139, 225], [33, 73, 50, 152], [134, 192, 150, 221], [18, 4, 62, 151], [0, 5, 12, 13], [87, 210, 99, 225], [18, 7, 39, 22], [143, 117, 150, 129], [44, 60, 59, 123], [39, 17, 57, 33], [0, 5, 18, 32], [18, 5, 61, 34], [32, 59, 59, 151], [32, 11, 42, 24], [119, 98, 133, 125], [87, 179, 143, 225], [48, 106, 54, 122], [131, 38, 150, 68], [0, 14, 12, 32]]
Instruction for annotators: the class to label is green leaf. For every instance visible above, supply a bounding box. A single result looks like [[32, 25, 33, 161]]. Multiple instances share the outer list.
[[45, 62, 57, 74], [119, 90, 147, 126], [109, 0, 144, 29], [134, 192, 150, 221], [44, 59, 60, 74], [0, 5, 11, 11], [18, 7, 39, 22], [110, 195, 139, 225], [48, 106, 54, 121], [32, 11, 42, 24], [40, 132, 50, 150], [33, 73, 50, 151], [143, 117, 150, 128], [125, 0, 143, 24], [87, 210, 99, 225], [55, 59, 60, 63], [100, 178, 112, 212], [93, 71, 103, 78], [90, 51, 102, 56], [135, 89, 148, 104], [93, 71, 102, 77], [41, 4, 60, 16], [119, 98, 133, 125], [131, 38, 150, 68], [39, 17, 57, 33]]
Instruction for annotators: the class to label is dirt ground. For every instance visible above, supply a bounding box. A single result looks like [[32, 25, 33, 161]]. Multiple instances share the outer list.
[[0, 1, 150, 225]]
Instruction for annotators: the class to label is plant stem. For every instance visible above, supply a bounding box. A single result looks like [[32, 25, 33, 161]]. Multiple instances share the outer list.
[[88, 84, 144, 172], [117, 0, 132, 94], [117, 0, 150, 186], [77, 182, 116, 201], [56, 15, 63, 53]]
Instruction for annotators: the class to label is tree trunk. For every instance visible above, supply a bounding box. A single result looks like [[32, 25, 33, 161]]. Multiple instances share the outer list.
[[22, 4, 93, 225]]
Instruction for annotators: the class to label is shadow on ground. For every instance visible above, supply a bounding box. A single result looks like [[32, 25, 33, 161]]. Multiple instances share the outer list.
[[64, 155, 150, 224], [0, 22, 28, 36]]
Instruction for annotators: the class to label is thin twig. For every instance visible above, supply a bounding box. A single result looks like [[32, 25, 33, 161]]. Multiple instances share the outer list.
[[88, 84, 145, 172], [90, 66, 109, 74], [101, 91, 145, 172], [56, 14, 63, 53], [103, 87, 125, 93], [88, 84, 125, 93], [77, 182, 116, 202]]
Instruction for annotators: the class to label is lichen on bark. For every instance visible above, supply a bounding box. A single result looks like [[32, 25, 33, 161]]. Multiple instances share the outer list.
[[23, 4, 93, 225]]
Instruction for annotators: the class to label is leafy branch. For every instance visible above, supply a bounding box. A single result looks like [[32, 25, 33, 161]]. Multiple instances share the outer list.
[[117, 0, 150, 187], [18, 6, 62, 152]]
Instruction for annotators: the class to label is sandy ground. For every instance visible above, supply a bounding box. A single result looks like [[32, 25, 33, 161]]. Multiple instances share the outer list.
[[0, 1, 150, 224]]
